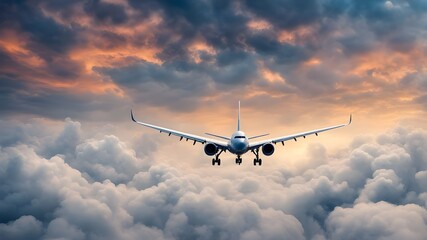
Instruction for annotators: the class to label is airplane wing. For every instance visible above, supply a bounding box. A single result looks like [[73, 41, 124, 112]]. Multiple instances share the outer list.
[[131, 110, 228, 149], [249, 115, 352, 150]]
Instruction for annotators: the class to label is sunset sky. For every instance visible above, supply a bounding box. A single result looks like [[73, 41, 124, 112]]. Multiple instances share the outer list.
[[1, 0, 427, 239]]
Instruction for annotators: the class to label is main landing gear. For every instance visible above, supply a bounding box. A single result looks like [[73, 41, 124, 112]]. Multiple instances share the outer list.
[[212, 150, 262, 166], [235, 155, 242, 165], [251, 148, 262, 166], [212, 149, 224, 166]]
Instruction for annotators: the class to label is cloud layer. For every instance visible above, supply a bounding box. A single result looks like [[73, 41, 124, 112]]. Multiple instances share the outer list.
[[0, 119, 426, 239]]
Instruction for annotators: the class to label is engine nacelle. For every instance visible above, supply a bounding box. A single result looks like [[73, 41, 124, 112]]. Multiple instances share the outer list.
[[204, 143, 218, 156], [262, 143, 275, 156]]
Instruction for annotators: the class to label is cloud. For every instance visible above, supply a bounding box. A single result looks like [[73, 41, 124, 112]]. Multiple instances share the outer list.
[[356, 169, 405, 204], [326, 202, 427, 240], [73, 135, 144, 184], [1, 0, 426, 122], [95, 53, 260, 111], [244, 0, 321, 29], [45, 217, 85, 240], [41, 118, 82, 158], [0, 215, 43, 240], [0, 74, 126, 119], [1, 118, 427, 239], [84, 0, 129, 25]]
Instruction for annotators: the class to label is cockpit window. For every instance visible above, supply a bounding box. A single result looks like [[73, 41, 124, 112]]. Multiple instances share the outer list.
[[234, 136, 245, 139]]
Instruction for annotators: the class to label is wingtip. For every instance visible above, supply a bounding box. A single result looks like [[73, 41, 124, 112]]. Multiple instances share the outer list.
[[131, 109, 136, 122], [348, 114, 352, 125]]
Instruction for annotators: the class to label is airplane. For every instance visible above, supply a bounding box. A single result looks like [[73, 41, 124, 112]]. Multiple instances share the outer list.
[[131, 101, 352, 166]]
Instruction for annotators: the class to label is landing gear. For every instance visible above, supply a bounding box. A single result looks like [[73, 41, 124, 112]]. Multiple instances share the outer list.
[[212, 158, 221, 165], [235, 155, 242, 165], [251, 148, 262, 166], [212, 149, 224, 166], [253, 158, 262, 166]]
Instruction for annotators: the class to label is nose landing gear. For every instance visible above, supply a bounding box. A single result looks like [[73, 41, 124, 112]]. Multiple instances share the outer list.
[[212, 149, 224, 166], [251, 148, 262, 166], [235, 155, 242, 165]]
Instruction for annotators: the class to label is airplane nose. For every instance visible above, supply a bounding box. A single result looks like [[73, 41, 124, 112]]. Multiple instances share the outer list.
[[235, 141, 246, 150]]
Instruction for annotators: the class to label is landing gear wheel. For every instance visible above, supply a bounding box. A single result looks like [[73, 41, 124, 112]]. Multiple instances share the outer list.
[[235, 157, 242, 165], [211, 149, 224, 166], [253, 158, 262, 166], [251, 148, 263, 166], [212, 158, 221, 165]]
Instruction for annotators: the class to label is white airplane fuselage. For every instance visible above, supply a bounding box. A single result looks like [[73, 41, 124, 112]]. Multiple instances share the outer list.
[[228, 131, 249, 155]]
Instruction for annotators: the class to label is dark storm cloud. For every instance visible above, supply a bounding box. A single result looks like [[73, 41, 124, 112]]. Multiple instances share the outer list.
[[2, 3, 86, 80], [246, 33, 310, 64], [127, 0, 251, 63], [84, 0, 128, 25], [244, 0, 321, 29], [1, 0, 426, 119], [1, 118, 427, 239], [343, 0, 424, 53], [96, 30, 128, 50], [38, 0, 84, 21], [87, 0, 426, 108], [126, 0, 315, 66], [338, 32, 377, 56], [0, 74, 126, 119], [95, 53, 260, 110], [94, 60, 212, 111], [0, 0, 87, 122], [0, 1, 78, 58], [131, 0, 316, 64]]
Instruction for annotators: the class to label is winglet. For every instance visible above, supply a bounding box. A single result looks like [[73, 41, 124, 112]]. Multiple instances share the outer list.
[[131, 109, 136, 122], [348, 114, 352, 125]]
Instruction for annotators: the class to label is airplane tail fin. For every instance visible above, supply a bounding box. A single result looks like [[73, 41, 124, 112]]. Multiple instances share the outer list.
[[237, 101, 240, 131]]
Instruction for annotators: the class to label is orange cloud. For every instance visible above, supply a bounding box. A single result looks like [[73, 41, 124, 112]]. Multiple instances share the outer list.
[[247, 19, 272, 31]]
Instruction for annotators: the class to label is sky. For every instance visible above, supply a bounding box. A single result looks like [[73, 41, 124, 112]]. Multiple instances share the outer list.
[[0, 0, 427, 239]]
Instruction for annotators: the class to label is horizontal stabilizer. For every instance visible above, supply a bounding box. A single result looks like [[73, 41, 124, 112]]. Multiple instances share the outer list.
[[205, 133, 230, 140], [248, 133, 269, 140]]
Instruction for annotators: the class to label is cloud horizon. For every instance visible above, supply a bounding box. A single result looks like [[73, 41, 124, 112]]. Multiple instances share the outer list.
[[0, 118, 426, 239]]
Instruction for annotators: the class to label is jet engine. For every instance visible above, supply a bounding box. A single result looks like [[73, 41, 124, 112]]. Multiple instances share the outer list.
[[262, 143, 275, 156], [204, 143, 218, 156]]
